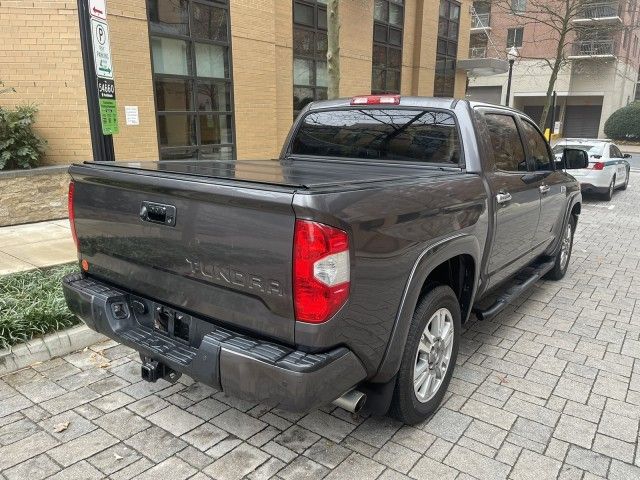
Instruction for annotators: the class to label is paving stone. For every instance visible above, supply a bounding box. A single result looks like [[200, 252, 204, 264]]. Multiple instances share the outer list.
[[444, 445, 510, 480], [135, 456, 197, 480], [109, 457, 154, 480], [124, 426, 187, 463], [47, 460, 103, 480], [39, 410, 97, 442], [511, 449, 562, 480], [460, 398, 517, 430], [409, 455, 459, 480], [511, 417, 553, 445], [177, 444, 215, 470], [553, 377, 592, 403], [3, 453, 60, 480], [373, 441, 421, 474], [94, 407, 151, 440], [247, 457, 286, 480], [324, 452, 385, 480], [423, 407, 473, 442], [597, 410, 639, 442], [0, 417, 39, 446], [248, 425, 279, 447], [592, 433, 635, 463], [565, 445, 611, 477], [186, 397, 229, 421], [87, 443, 142, 476], [0, 394, 32, 418], [298, 410, 355, 443], [210, 408, 267, 440], [278, 455, 329, 480], [127, 395, 170, 417], [391, 425, 436, 454], [40, 387, 99, 415], [182, 422, 228, 451], [0, 430, 59, 471], [261, 440, 298, 463], [495, 441, 522, 466], [608, 459, 640, 480], [146, 404, 204, 437], [351, 416, 402, 448], [304, 438, 351, 469], [204, 443, 269, 480], [505, 397, 560, 427], [91, 390, 135, 413], [47, 428, 118, 467]]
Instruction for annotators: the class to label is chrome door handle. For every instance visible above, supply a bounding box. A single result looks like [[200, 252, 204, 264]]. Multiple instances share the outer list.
[[539, 185, 550, 194], [496, 192, 512, 204]]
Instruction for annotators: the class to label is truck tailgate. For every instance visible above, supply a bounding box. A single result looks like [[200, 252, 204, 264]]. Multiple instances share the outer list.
[[69, 164, 297, 343]]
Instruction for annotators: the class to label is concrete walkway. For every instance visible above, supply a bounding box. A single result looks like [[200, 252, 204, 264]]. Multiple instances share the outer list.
[[0, 220, 76, 275]]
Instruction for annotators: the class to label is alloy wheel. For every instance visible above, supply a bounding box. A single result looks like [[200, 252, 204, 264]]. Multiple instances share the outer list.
[[559, 222, 572, 270]]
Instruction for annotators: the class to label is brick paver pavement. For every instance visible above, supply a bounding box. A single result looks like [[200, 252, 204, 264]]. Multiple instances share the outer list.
[[1, 178, 640, 479]]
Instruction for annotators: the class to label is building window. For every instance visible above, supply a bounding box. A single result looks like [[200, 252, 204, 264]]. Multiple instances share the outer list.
[[511, 0, 526, 12], [293, 0, 328, 117], [507, 27, 524, 48], [372, 0, 404, 94], [434, 0, 460, 97], [148, 0, 234, 161]]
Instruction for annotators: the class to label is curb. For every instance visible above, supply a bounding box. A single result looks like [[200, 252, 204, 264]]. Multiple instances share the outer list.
[[0, 324, 107, 376]]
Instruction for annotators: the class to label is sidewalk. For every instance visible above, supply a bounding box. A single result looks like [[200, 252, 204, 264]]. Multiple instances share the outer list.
[[0, 220, 76, 275]]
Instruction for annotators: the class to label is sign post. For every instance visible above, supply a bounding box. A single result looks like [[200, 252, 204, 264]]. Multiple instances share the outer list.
[[78, 0, 117, 161]]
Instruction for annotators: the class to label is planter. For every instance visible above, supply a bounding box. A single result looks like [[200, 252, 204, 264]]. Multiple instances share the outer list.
[[0, 166, 70, 226]]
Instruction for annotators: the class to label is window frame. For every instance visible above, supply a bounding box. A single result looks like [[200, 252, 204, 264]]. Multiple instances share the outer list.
[[511, 0, 526, 13], [519, 117, 554, 171], [482, 111, 530, 173], [284, 105, 466, 167], [371, 0, 405, 94], [293, 0, 328, 118], [434, 0, 461, 97], [507, 27, 524, 48], [147, 0, 236, 161]]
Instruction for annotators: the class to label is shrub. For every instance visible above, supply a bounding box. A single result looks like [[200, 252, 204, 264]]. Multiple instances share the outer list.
[[604, 102, 640, 142], [0, 104, 47, 170]]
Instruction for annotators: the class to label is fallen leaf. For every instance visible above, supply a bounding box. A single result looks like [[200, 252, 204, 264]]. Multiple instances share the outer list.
[[114, 452, 123, 461], [99, 361, 111, 369], [83, 347, 89, 352], [54, 421, 70, 433]]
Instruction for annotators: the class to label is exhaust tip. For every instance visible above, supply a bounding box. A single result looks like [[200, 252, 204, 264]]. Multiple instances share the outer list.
[[332, 389, 367, 414]]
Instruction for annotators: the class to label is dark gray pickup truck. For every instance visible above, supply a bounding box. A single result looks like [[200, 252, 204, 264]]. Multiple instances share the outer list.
[[63, 96, 588, 424]]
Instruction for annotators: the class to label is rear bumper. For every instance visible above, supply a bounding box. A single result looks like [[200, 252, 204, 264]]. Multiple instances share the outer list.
[[579, 183, 608, 194], [62, 273, 366, 412]]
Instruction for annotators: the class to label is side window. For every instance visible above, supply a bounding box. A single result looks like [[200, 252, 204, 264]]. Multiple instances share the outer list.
[[520, 119, 552, 170], [484, 113, 528, 172], [610, 145, 622, 158]]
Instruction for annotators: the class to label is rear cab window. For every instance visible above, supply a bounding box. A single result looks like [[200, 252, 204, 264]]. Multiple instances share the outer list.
[[290, 108, 462, 165]]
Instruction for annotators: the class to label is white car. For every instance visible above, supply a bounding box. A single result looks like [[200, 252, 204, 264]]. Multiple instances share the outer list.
[[552, 139, 631, 201]]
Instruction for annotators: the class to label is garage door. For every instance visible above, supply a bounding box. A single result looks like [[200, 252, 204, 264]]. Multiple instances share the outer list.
[[522, 106, 561, 128], [466, 86, 502, 105], [563, 105, 602, 138]]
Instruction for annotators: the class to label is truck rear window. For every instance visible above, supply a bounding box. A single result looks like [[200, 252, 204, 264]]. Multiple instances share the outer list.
[[291, 108, 461, 164]]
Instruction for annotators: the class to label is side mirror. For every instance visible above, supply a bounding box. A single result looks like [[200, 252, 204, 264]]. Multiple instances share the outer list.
[[624, 153, 632, 158], [562, 148, 589, 169]]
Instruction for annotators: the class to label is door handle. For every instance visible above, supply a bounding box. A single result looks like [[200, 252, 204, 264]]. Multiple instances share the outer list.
[[539, 185, 551, 194], [496, 192, 512, 204]]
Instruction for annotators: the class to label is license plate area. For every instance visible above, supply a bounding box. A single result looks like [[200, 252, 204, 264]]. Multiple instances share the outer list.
[[129, 296, 192, 344]]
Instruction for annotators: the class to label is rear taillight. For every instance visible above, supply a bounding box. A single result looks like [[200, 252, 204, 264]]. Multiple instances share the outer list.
[[351, 95, 400, 105], [592, 162, 605, 170], [68, 181, 79, 252], [293, 220, 350, 323]]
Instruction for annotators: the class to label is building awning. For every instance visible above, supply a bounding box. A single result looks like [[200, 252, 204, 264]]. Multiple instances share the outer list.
[[457, 58, 509, 77]]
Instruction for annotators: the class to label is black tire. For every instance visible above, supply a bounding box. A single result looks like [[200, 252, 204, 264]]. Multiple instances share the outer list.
[[389, 284, 461, 425], [544, 215, 576, 281], [620, 168, 630, 190], [603, 176, 615, 201]]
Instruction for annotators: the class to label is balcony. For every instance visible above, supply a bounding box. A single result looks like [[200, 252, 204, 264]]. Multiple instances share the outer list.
[[469, 46, 488, 58], [471, 13, 491, 33], [568, 39, 616, 58], [572, 2, 622, 24]]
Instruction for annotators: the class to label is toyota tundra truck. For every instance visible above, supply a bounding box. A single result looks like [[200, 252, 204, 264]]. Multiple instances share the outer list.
[[62, 96, 588, 424]]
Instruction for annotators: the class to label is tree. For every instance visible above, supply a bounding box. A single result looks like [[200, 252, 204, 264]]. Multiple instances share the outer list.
[[491, 0, 636, 129], [604, 102, 640, 140], [327, 0, 340, 99]]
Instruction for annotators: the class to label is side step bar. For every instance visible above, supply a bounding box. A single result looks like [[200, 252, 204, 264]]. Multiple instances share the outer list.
[[473, 260, 555, 322]]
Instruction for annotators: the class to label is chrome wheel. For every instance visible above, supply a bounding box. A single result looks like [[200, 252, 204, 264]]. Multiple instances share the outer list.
[[559, 222, 572, 270], [413, 307, 454, 403]]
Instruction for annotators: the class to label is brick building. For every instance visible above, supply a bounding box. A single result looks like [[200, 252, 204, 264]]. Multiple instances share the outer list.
[[0, 0, 472, 165], [465, 0, 640, 138]]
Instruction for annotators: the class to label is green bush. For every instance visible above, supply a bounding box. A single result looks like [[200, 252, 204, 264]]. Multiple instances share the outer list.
[[604, 102, 640, 142], [0, 264, 79, 349], [0, 104, 47, 170]]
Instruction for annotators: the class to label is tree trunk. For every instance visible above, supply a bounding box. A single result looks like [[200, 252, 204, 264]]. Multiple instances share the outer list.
[[327, 0, 340, 99], [539, 26, 568, 130]]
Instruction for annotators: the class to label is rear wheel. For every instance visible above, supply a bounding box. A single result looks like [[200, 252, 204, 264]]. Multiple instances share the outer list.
[[389, 285, 461, 425], [544, 215, 575, 281], [621, 168, 630, 190], [603, 176, 615, 201]]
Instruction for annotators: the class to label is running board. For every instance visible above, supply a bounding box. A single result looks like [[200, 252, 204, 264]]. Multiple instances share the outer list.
[[473, 260, 555, 322]]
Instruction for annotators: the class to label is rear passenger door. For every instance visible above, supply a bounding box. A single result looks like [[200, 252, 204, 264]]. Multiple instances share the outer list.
[[609, 145, 628, 186], [518, 118, 566, 252], [481, 111, 541, 286]]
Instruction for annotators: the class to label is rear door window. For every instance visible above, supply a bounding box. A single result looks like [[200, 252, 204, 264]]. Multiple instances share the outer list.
[[290, 108, 461, 164], [610, 145, 623, 158], [483, 113, 528, 172], [520, 119, 552, 170]]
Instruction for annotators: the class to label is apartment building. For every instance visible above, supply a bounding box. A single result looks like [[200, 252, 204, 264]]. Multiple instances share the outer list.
[[465, 0, 640, 137], [0, 0, 471, 165]]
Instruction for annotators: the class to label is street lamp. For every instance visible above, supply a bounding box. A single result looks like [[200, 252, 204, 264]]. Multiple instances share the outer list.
[[505, 46, 519, 107]]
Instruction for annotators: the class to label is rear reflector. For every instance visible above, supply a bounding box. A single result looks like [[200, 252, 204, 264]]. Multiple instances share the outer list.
[[592, 162, 605, 170], [293, 220, 350, 323], [351, 95, 401, 105], [68, 181, 79, 252]]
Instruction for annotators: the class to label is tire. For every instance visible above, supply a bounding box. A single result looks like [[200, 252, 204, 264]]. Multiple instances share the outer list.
[[389, 284, 461, 425], [620, 168, 630, 190], [603, 176, 615, 201], [544, 215, 575, 281]]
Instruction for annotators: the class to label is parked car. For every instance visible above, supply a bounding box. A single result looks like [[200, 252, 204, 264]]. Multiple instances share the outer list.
[[552, 138, 631, 200], [62, 97, 587, 424]]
